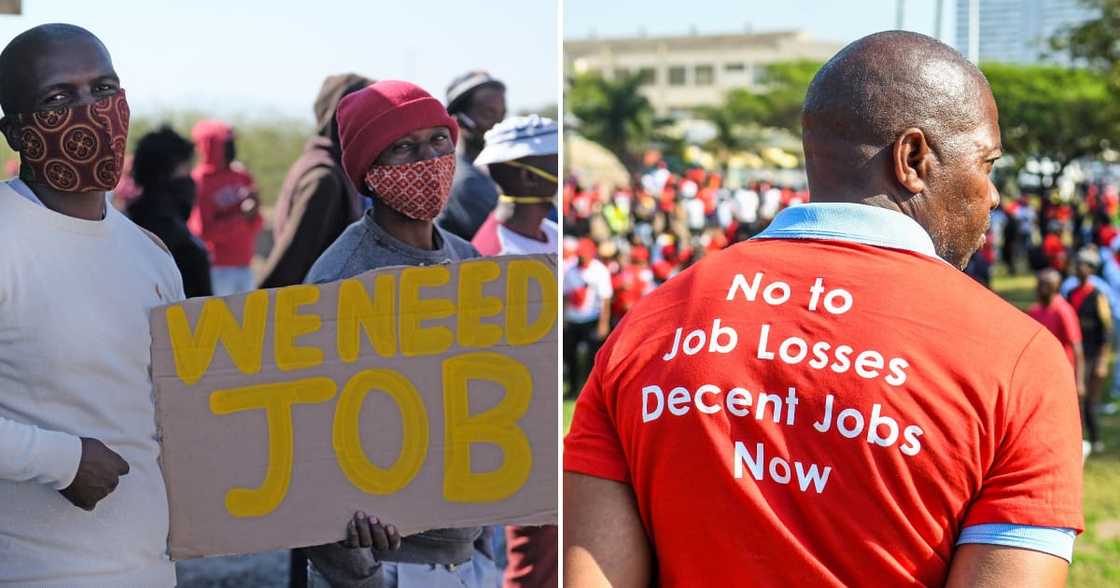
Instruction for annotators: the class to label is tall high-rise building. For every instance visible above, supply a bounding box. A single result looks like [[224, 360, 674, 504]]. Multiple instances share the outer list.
[[955, 0, 1099, 64]]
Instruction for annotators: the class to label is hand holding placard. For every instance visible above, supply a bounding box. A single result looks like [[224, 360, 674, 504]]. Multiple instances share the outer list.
[[150, 255, 559, 559]]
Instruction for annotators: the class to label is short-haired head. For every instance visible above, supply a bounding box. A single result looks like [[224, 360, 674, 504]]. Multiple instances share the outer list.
[[132, 126, 194, 189], [446, 71, 506, 140], [802, 30, 1003, 269], [1036, 267, 1061, 303], [0, 24, 115, 115], [0, 24, 119, 157]]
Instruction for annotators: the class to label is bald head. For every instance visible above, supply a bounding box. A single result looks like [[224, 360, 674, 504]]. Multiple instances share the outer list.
[[1037, 268, 1062, 303], [804, 31, 990, 174], [0, 23, 114, 115], [801, 31, 1003, 270]]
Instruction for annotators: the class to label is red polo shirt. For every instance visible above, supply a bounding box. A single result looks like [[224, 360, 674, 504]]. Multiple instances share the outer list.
[[566, 217, 1083, 586], [1027, 296, 1082, 367]]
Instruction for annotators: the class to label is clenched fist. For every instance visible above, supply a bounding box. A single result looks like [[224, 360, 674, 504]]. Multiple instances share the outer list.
[[59, 437, 129, 511]]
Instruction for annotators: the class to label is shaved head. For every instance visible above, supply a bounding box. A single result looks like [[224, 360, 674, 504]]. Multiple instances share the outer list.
[[802, 31, 1003, 269], [0, 23, 112, 115], [804, 31, 990, 177], [1037, 268, 1061, 303]]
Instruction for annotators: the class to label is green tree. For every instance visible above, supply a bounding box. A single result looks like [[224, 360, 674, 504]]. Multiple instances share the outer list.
[[748, 60, 822, 134], [694, 104, 747, 162], [982, 63, 1116, 177], [566, 71, 658, 172], [1051, 0, 1120, 90], [695, 60, 821, 164], [715, 60, 823, 134]]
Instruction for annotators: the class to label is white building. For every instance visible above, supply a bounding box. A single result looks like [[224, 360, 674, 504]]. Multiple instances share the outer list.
[[564, 30, 842, 117], [954, 0, 1099, 64]]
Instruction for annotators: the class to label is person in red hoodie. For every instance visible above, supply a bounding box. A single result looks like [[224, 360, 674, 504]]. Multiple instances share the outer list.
[[609, 245, 655, 325], [188, 119, 262, 296]]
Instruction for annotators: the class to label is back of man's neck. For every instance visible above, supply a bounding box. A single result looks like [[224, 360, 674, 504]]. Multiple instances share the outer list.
[[807, 190, 903, 212], [24, 179, 106, 221]]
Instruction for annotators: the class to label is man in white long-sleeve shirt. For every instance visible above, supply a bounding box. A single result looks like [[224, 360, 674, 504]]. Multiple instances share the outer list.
[[0, 24, 183, 586]]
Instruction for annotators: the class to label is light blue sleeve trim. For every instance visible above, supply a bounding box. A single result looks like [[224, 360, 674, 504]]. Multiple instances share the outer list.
[[957, 524, 1076, 563]]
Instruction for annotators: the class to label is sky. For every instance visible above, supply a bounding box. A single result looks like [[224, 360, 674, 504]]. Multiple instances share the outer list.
[[565, 0, 960, 48], [0, 0, 559, 122]]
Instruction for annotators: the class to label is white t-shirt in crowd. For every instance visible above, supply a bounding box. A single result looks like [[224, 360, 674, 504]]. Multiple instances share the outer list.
[[0, 179, 184, 587], [761, 187, 782, 220], [498, 218, 559, 256], [679, 179, 698, 199], [734, 188, 759, 223], [716, 198, 734, 229], [564, 258, 614, 324], [685, 198, 706, 231]]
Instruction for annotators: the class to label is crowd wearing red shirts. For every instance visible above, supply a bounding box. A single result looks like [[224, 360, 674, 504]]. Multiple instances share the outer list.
[[564, 154, 1120, 464], [564, 155, 810, 394], [561, 157, 811, 395]]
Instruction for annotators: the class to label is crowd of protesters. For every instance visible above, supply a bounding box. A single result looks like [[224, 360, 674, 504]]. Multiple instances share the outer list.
[[0, 21, 557, 588], [562, 154, 1120, 461], [562, 159, 809, 395]]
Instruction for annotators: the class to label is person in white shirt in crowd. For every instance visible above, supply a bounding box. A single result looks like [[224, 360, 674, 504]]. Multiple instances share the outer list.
[[715, 187, 735, 230], [471, 115, 558, 257], [760, 182, 782, 220], [681, 178, 706, 234], [469, 113, 560, 588], [640, 162, 671, 197], [0, 23, 183, 587], [564, 238, 613, 397], [733, 184, 761, 239]]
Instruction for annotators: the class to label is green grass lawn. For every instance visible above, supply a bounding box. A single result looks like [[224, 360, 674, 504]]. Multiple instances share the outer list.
[[991, 268, 1120, 586], [562, 268, 1120, 585]]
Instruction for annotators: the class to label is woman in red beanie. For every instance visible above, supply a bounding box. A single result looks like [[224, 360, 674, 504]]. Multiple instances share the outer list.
[[302, 81, 494, 587]]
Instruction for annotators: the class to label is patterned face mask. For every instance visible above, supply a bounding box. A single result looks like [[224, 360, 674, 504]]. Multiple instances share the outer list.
[[364, 152, 456, 221], [15, 90, 130, 192]]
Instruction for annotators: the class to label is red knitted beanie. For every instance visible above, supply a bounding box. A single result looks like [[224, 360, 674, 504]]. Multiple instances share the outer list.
[[337, 80, 459, 189]]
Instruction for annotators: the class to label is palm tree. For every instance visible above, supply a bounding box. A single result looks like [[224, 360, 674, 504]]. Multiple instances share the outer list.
[[566, 71, 657, 173]]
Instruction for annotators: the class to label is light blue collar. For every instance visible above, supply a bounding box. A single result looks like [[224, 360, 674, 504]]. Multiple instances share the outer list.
[[753, 202, 943, 261]]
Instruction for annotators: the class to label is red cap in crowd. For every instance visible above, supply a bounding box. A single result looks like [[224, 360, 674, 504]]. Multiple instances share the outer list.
[[577, 238, 597, 259], [563, 238, 578, 260], [337, 80, 459, 189], [652, 260, 673, 282]]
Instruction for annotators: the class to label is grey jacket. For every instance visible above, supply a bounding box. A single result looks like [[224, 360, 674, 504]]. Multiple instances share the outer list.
[[303, 208, 490, 586], [307, 208, 479, 283]]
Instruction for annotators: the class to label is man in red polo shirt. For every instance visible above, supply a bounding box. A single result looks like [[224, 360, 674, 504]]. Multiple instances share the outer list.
[[1028, 268, 1084, 376], [565, 31, 1082, 587]]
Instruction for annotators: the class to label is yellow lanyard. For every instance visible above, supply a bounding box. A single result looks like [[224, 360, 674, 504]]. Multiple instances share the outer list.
[[499, 194, 554, 204], [503, 160, 559, 183]]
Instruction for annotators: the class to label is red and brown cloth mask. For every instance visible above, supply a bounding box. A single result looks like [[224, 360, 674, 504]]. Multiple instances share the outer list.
[[363, 152, 456, 221], [15, 90, 130, 192]]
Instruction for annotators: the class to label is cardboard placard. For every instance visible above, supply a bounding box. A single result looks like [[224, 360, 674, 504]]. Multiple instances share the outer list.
[[150, 255, 559, 559]]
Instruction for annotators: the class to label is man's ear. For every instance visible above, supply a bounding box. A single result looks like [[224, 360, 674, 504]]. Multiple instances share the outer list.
[[892, 127, 933, 195], [0, 116, 22, 152]]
